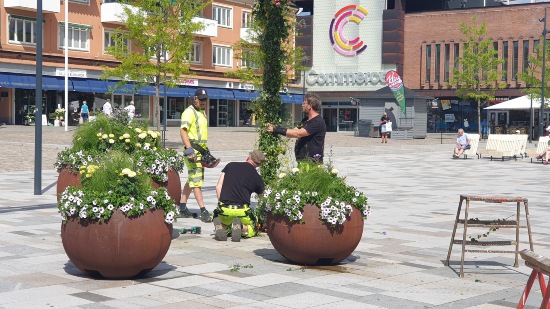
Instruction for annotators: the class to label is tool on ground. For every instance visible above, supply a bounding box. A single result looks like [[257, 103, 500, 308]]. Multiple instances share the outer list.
[[179, 226, 202, 234]]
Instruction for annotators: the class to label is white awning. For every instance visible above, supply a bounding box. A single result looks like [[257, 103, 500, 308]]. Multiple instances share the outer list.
[[484, 95, 542, 110]]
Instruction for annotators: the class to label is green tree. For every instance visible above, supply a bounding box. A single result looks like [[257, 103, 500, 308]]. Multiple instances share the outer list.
[[517, 38, 550, 111], [449, 17, 505, 135], [101, 0, 206, 130], [229, 0, 302, 182]]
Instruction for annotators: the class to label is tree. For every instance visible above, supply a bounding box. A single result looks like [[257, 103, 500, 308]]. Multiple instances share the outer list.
[[449, 17, 505, 135], [517, 37, 550, 109], [101, 0, 206, 131]]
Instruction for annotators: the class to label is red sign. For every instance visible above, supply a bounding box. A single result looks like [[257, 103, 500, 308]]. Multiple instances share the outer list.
[[385, 70, 403, 91]]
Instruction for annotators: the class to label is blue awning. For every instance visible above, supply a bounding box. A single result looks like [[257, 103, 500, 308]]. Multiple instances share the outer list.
[[87, 79, 110, 93], [9, 74, 36, 89], [71, 78, 89, 92], [204, 88, 235, 100], [42, 76, 65, 90], [281, 93, 303, 104], [232, 90, 259, 101]]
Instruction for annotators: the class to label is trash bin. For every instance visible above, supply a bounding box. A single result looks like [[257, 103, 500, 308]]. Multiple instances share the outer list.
[[356, 120, 372, 137]]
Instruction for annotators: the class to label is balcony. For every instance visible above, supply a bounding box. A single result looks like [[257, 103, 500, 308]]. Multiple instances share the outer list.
[[240, 27, 257, 43], [101, 2, 137, 25], [192, 17, 217, 38], [4, 0, 60, 13]]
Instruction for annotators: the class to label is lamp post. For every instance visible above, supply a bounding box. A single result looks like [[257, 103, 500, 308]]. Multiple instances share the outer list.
[[34, 0, 43, 195], [539, 8, 547, 137], [301, 56, 309, 97]]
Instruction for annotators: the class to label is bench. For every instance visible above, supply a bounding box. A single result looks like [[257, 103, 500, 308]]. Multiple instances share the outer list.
[[525, 136, 550, 163], [478, 134, 528, 161], [461, 134, 480, 159]]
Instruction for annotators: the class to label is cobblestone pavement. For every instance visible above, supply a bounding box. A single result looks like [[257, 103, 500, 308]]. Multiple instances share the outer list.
[[0, 124, 548, 308]]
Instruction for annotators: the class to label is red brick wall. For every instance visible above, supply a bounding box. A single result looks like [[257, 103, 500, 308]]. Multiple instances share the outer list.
[[404, 4, 550, 97]]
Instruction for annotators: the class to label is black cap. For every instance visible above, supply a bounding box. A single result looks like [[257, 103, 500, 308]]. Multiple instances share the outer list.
[[194, 88, 208, 100]]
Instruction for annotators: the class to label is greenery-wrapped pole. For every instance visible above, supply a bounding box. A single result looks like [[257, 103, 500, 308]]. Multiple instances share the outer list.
[[254, 0, 292, 182]]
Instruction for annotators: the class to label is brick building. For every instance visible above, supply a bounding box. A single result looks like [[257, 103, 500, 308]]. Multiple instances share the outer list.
[[0, 0, 303, 126]]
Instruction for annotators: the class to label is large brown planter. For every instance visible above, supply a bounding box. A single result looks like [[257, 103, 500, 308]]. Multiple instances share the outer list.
[[61, 209, 172, 279], [152, 169, 181, 206], [56, 169, 81, 198], [265, 204, 364, 265], [57, 168, 181, 205]]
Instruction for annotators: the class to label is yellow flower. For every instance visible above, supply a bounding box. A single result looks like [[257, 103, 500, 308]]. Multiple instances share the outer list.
[[119, 136, 124, 140], [135, 143, 141, 148], [109, 139, 115, 144], [123, 133, 131, 139], [96, 133, 101, 137], [138, 133, 147, 139], [128, 171, 137, 178], [291, 168, 299, 174], [150, 132, 158, 138], [278, 173, 286, 179], [135, 128, 142, 133], [109, 133, 114, 138], [80, 170, 86, 175], [85, 174, 92, 178], [144, 143, 150, 148], [331, 168, 339, 175], [102, 134, 108, 139], [121, 168, 131, 175], [125, 139, 131, 143]]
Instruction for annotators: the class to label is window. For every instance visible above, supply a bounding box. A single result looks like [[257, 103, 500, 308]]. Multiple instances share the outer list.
[[8, 16, 37, 45], [104, 30, 130, 54], [70, 0, 90, 3], [147, 45, 169, 61], [213, 45, 232, 67], [454, 43, 460, 70], [534, 40, 540, 52], [213, 6, 232, 27], [435, 44, 441, 82], [59, 24, 90, 51], [188, 43, 202, 63], [444, 44, 450, 82], [242, 11, 252, 28], [241, 49, 257, 69], [512, 41, 518, 80], [523, 41, 530, 72], [502, 41, 508, 81], [425, 45, 431, 83]]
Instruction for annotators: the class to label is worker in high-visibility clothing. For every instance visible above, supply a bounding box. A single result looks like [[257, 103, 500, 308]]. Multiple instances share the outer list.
[[178, 88, 212, 223]]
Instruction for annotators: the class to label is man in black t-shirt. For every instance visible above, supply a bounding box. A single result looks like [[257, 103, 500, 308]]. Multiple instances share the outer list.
[[267, 93, 326, 162], [212, 150, 265, 242]]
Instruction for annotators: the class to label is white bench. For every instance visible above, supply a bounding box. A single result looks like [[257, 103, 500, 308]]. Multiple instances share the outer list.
[[525, 136, 550, 163], [462, 134, 480, 159], [479, 134, 527, 161]]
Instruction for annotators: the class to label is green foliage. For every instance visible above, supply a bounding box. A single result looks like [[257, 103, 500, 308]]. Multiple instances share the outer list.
[[58, 151, 177, 224], [257, 161, 370, 227], [247, 0, 296, 182], [55, 114, 184, 182], [101, 0, 208, 130], [449, 17, 505, 134], [517, 38, 550, 109]]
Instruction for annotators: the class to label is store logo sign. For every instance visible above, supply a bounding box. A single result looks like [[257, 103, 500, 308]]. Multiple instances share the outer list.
[[329, 5, 368, 57]]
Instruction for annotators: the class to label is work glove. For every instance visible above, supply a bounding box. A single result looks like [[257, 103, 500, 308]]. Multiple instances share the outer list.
[[184, 147, 197, 162]]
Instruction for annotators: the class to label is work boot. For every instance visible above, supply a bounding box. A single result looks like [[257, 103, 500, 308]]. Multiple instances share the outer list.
[[176, 205, 195, 218], [231, 218, 242, 242], [200, 209, 212, 223], [213, 217, 227, 241]]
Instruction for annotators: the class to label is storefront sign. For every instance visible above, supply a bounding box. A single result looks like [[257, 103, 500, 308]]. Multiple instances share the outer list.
[[55, 68, 87, 78], [329, 5, 368, 57], [445, 114, 455, 122], [305, 69, 386, 86], [177, 78, 198, 86]]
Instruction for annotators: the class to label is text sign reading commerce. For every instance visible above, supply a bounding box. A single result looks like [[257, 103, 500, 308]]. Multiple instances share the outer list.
[[306, 69, 386, 86], [330, 5, 368, 56]]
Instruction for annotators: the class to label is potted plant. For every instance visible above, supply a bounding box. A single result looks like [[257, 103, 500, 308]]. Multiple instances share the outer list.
[[257, 161, 370, 265], [58, 151, 177, 279], [54, 114, 184, 204]]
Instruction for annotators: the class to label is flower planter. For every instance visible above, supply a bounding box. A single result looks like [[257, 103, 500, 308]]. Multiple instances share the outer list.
[[151, 169, 181, 206], [61, 209, 172, 279], [265, 204, 364, 265], [57, 168, 181, 204]]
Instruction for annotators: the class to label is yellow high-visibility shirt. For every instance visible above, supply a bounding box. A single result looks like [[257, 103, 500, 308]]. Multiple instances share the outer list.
[[180, 105, 208, 143]]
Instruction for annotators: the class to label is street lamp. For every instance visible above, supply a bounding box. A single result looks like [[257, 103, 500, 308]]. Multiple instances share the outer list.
[[301, 56, 309, 97], [539, 8, 547, 137]]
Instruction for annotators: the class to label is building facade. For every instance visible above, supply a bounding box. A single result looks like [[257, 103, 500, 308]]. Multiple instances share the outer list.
[[0, 0, 303, 126], [404, 2, 550, 135]]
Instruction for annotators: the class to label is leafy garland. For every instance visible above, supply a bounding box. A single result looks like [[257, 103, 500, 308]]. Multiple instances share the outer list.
[[254, 0, 294, 182]]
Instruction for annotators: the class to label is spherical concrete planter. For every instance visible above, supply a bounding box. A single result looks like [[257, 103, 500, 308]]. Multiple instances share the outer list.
[[61, 209, 172, 279], [265, 204, 364, 265]]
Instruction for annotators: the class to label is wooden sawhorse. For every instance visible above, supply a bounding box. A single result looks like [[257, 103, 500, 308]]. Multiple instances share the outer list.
[[517, 250, 550, 309], [446, 195, 534, 277]]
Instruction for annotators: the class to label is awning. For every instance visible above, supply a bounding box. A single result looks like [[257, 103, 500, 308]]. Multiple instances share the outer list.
[[86, 79, 110, 93], [232, 90, 259, 101], [43, 76, 64, 90], [281, 93, 304, 104], [136, 85, 190, 97], [71, 78, 90, 92], [8, 74, 36, 89], [204, 88, 235, 100], [484, 95, 542, 110]]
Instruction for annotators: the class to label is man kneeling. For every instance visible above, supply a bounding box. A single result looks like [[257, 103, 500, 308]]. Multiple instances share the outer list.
[[213, 150, 265, 242]]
